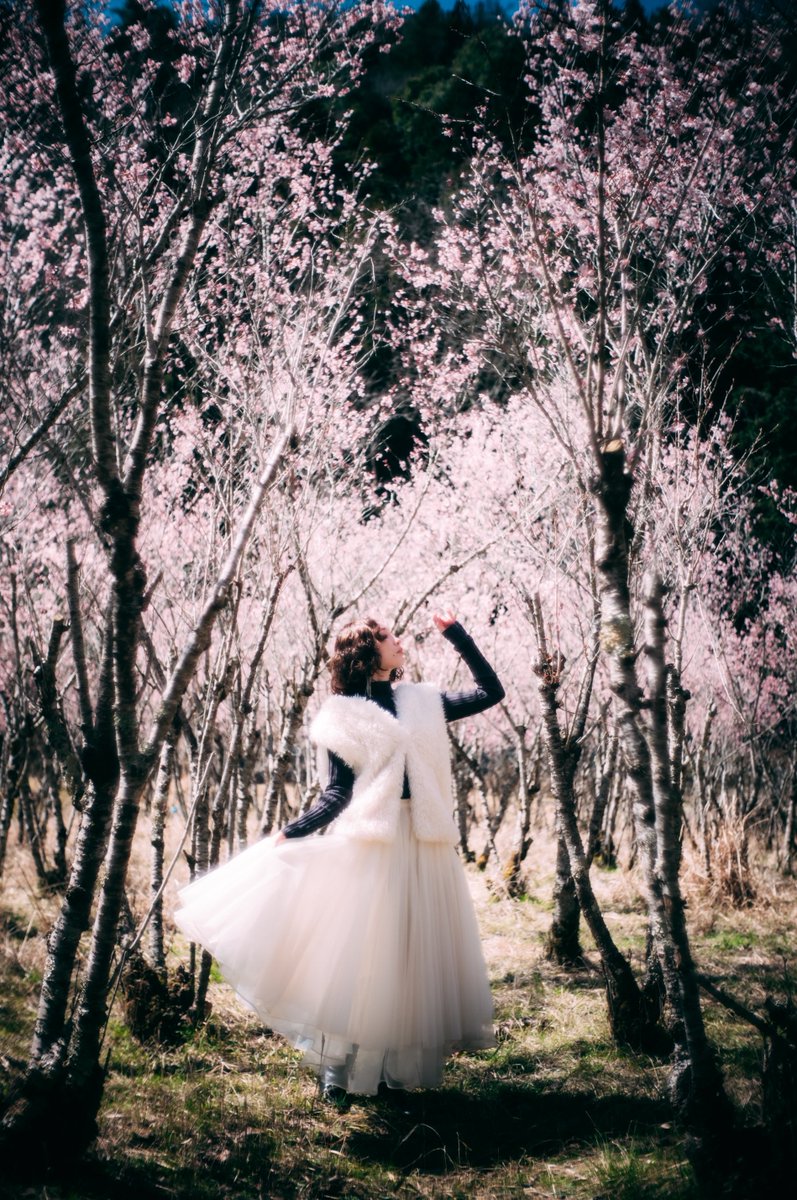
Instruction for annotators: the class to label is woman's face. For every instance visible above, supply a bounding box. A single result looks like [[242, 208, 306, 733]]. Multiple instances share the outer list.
[[374, 625, 404, 675]]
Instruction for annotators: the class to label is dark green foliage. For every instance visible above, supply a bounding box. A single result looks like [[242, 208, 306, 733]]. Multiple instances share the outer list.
[[338, 0, 526, 217]]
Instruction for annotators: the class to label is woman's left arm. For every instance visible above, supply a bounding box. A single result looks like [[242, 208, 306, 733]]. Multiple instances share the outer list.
[[435, 615, 505, 721]]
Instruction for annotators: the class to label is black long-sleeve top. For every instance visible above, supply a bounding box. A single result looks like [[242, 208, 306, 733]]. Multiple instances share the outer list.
[[282, 622, 504, 839]]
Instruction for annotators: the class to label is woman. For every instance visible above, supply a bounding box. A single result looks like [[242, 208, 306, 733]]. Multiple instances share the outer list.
[[174, 609, 504, 1100]]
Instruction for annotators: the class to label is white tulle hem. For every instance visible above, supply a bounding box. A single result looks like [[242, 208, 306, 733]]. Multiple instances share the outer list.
[[174, 801, 494, 1094]]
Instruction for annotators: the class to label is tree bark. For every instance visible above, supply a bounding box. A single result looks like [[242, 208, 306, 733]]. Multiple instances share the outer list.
[[0, 782, 12, 880], [42, 750, 69, 888], [0, 380, 85, 494], [451, 752, 474, 862], [235, 725, 260, 850], [0, 715, 31, 877], [545, 828, 583, 965], [593, 442, 729, 1126], [504, 727, 540, 898], [643, 572, 727, 1119], [32, 0, 116, 493], [148, 729, 176, 973], [586, 727, 618, 868], [531, 629, 661, 1051], [29, 620, 118, 1066], [782, 769, 797, 876], [261, 677, 317, 835], [66, 539, 94, 738], [20, 781, 49, 887]]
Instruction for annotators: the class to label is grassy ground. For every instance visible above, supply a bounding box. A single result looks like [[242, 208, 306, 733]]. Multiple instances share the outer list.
[[1, 820, 795, 1199]]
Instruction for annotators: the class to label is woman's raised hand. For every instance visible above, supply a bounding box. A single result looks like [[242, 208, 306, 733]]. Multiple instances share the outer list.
[[432, 609, 457, 632]]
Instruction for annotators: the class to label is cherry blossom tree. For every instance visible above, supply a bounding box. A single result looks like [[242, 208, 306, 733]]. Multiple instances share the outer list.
[[387, 0, 795, 1143], [0, 0, 398, 1159]]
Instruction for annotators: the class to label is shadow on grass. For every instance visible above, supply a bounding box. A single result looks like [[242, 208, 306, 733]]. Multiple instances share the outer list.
[[347, 1070, 670, 1175], [698, 962, 793, 996], [0, 1129, 289, 1200]]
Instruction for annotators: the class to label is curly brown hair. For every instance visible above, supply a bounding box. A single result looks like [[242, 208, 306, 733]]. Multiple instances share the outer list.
[[329, 618, 404, 695]]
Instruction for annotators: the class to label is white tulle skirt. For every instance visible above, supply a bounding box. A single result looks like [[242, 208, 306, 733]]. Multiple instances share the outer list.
[[173, 800, 494, 1094]]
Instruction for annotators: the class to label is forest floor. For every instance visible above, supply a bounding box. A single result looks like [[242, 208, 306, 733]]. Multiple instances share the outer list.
[[1, 816, 795, 1200]]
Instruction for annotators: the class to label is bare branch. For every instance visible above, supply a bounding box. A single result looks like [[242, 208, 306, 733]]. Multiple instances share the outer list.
[[141, 427, 294, 774], [34, 0, 117, 494], [0, 380, 84, 494], [66, 538, 94, 734], [30, 620, 85, 807]]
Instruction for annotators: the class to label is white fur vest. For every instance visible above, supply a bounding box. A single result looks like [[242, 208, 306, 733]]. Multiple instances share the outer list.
[[309, 683, 458, 845]]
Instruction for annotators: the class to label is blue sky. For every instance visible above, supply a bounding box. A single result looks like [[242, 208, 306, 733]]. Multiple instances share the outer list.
[[401, 1, 718, 11]]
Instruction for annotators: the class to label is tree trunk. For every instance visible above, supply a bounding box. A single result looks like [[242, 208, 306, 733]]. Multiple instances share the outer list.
[[227, 763, 239, 858], [30, 768, 117, 1067], [191, 669, 232, 883], [693, 705, 715, 877], [586, 727, 618, 867], [0, 759, 117, 1160], [593, 442, 729, 1129], [3, 437, 290, 1158], [782, 770, 797, 876], [643, 573, 727, 1119], [188, 699, 225, 1026], [261, 681, 316, 835], [534, 646, 662, 1049], [61, 771, 148, 1111], [0, 786, 15, 879], [504, 727, 539, 897], [235, 726, 259, 850], [449, 731, 503, 870], [20, 780, 49, 887], [545, 828, 583, 965], [0, 741, 20, 877], [148, 729, 176, 973], [43, 751, 69, 888], [0, 711, 35, 877], [451, 753, 474, 862], [0, 0, 290, 1165], [192, 681, 245, 1024]]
